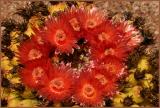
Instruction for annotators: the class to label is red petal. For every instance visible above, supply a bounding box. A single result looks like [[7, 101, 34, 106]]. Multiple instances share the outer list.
[[20, 59, 51, 89], [115, 22, 143, 52], [91, 67, 117, 96], [31, 27, 50, 45], [18, 39, 50, 64], [59, 8, 84, 38], [102, 57, 126, 79], [74, 72, 103, 106], [78, 8, 105, 31], [38, 64, 75, 101], [44, 17, 77, 53], [90, 42, 129, 61], [86, 21, 120, 45]]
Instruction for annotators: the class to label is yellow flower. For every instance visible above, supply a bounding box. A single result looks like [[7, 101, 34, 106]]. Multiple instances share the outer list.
[[9, 42, 20, 53], [10, 31, 21, 40], [11, 57, 19, 66], [48, 2, 68, 15], [126, 73, 137, 86], [137, 56, 150, 72], [113, 93, 126, 107], [24, 24, 35, 37], [126, 86, 143, 104], [141, 74, 154, 89], [8, 99, 21, 107], [10, 77, 21, 84], [1, 57, 13, 71], [1, 87, 11, 100], [24, 16, 42, 37], [18, 99, 39, 107], [7, 91, 19, 101], [21, 88, 35, 99]]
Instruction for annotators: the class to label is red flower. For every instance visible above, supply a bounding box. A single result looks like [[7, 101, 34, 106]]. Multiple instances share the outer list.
[[91, 67, 117, 96], [115, 22, 143, 52], [20, 59, 51, 89], [18, 39, 50, 64], [38, 64, 75, 102], [74, 72, 103, 106], [78, 8, 105, 32], [85, 21, 120, 45], [44, 17, 77, 53], [18, 7, 143, 105], [90, 42, 129, 61], [31, 27, 49, 45], [101, 57, 126, 79], [59, 8, 83, 38]]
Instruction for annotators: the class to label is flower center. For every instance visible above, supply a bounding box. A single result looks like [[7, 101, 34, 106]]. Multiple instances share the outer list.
[[86, 19, 97, 29], [106, 63, 116, 73], [69, 18, 80, 31], [95, 74, 108, 85], [83, 84, 95, 98], [28, 49, 42, 60], [104, 48, 115, 56], [32, 67, 44, 81], [55, 30, 66, 45], [50, 78, 64, 92], [98, 32, 110, 41], [37, 36, 44, 44]]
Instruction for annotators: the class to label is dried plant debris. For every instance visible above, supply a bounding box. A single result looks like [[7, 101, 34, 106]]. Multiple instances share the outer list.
[[16, 1, 49, 20], [123, 11, 133, 20], [123, 96, 134, 106], [1, 1, 159, 107]]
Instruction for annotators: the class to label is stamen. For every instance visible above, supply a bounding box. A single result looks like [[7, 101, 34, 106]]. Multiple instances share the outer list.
[[83, 84, 95, 98], [28, 49, 42, 60], [50, 78, 64, 92], [86, 19, 97, 29], [98, 32, 110, 41], [104, 48, 115, 56], [32, 67, 44, 79], [95, 74, 108, 85], [55, 30, 66, 45], [69, 18, 80, 31]]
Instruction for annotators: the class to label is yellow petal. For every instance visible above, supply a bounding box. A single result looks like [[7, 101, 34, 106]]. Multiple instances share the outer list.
[[10, 31, 21, 40], [126, 73, 137, 86], [1, 57, 13, 71], [137, 56, 150, 71], [141, 80, 153, 89], [8, 91, 19, 101], [8, 99, 21, 107], [1, 87, 11, 100], [48, 2, 68, 15], [10, 42, 20, 53], [24, 24, 35, 37], [19, 99, 39, 107], [21, 88, 35, 99], [11, 57, 19, 66], [113, 93, 125, 107], [126, 86, 143, 103], [10, 77, 21, 84], [24, 16, 41, 37]]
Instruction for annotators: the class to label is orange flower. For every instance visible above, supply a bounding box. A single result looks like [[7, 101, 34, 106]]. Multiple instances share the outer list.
[[44, 17, 77, 53], [115, 22, 143, 52], [74, 72, 103, 106], [78, 8, 105, 31], [38, 64, 75, 101], [90, 42, 129, 61], [20, 59, 51, 89], [18, 39, 50, 64], [91, 67, 117, 96], [85, 21, 120, 45]]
